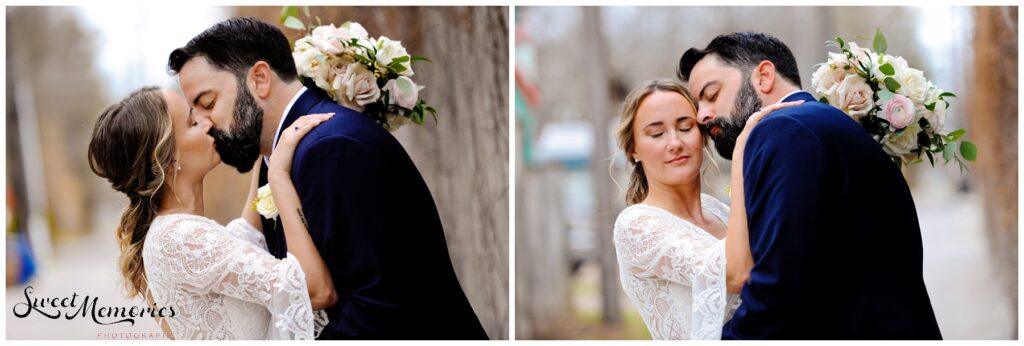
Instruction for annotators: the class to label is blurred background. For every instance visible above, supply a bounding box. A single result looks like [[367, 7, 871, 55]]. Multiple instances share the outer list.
[[6, 6, 508, 339], [515, 6, 1017, 340]]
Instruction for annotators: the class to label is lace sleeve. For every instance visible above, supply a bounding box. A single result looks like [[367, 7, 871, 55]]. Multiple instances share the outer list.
[[613, 207, 731, 340], [224, 218, 267, 251], [156, 218, 327, 339]]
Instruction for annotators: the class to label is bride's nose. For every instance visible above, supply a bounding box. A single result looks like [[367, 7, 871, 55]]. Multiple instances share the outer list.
[[667, 131, 684, 151]]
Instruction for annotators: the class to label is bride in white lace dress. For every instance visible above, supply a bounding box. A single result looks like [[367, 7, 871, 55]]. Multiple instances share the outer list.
[[611, 79, 800, 339], [88, 87, 337, 339]]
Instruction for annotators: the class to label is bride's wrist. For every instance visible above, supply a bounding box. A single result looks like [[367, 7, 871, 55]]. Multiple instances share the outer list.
[[268, 170, 290, 184]]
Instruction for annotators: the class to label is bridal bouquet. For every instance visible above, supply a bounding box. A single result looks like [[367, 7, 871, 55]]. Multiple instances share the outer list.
[[811, 29, 975, 170], [281, 7, 436, 132]]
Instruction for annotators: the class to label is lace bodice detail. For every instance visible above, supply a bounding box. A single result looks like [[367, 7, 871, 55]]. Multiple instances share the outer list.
[[613, 194, 742, 340], [142, 214, 328, 340]]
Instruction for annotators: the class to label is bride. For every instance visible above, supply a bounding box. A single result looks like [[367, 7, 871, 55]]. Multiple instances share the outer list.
[[612, 79, 800, 339], [88, 86, 336, 339]]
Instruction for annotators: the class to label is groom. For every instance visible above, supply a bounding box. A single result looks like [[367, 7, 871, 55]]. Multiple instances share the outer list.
[[679, 32, 941, 339], [168, 17, 487, 339]]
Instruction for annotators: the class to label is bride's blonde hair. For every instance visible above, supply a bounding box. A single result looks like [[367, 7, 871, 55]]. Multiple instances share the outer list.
[[614, 79, 713, 205], [88, 86, 175, 299]]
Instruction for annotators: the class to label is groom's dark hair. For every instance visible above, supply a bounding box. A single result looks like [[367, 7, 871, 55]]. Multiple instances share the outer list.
[[677, 31, 802, 89], [167, 16, 298, 82]]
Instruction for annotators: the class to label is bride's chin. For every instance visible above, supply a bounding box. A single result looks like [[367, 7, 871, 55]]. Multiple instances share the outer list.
[[207, 156, 222, 172]]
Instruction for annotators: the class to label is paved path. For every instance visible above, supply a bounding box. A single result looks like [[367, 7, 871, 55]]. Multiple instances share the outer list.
[[6, 204, 165, 340]]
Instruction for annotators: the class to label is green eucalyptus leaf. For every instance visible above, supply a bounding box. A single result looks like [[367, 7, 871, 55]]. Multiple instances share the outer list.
[[877, 89, 895, 104], [283, 16, 305, 30], [943, 142, 955, 162], [884, 77, 901, 92], [960, 141, 977, 161], [879, 63, 895, 76], [873, 27, 887, 54], [396, 76, 415, 95], [280, 6, 299, 24], [947, 128, 966, 142], [389, 62, 408, 73]]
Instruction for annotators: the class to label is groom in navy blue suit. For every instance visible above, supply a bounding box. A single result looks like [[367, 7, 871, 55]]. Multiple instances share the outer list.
[[679, 32, 941, 339], [169, 17, 487, 339]]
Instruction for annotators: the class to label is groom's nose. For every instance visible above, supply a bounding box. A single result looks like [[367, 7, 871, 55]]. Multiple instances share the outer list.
[[697, 107, 715, 125], [196, 116, 213, 133], [192, 111, 214, 129]]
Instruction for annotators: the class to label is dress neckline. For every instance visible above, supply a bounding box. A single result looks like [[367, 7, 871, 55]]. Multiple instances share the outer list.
[[633, 195, 727, 241], [153, 213, 217, 224]]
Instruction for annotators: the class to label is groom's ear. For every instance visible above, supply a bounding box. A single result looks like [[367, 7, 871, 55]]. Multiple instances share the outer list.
[[751, 60, 777, 95], [248, 61, 274, 100]]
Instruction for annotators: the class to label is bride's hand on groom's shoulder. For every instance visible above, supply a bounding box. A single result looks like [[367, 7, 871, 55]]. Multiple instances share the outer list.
[[269, 113, 335, 178]]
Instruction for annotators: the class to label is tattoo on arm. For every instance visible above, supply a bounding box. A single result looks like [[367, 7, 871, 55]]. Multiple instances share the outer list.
[[297, 208, 309, 229]]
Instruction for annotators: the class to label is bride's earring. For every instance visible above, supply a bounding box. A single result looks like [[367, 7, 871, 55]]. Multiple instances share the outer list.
[[172, 159, 182, 205]]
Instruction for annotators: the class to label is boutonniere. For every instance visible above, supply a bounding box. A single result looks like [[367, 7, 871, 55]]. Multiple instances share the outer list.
[[252, 184, 279, 219]]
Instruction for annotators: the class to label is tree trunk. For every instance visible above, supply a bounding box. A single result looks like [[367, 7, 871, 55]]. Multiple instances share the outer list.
[[969, 6, 1018, 338], [581, 7, 621, 326]]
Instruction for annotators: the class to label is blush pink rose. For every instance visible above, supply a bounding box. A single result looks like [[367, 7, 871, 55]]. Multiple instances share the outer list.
[[879, 93, 916, 129]]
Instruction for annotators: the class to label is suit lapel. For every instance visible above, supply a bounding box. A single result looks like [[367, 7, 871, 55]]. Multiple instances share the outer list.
[[261, 88, 326, 259], [274, 88, 327, 149]]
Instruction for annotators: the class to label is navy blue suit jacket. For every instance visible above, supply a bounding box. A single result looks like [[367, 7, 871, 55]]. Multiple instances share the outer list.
[[721, 91, 941, 340], [258, 88, 487, 339]]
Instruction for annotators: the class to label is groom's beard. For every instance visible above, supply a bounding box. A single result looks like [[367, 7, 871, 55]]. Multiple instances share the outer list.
[[208, 83, 264, 173], [706, 78, 762, 160]]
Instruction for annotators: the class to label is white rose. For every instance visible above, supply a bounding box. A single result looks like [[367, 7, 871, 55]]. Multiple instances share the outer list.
[[312, 24, 337, 41], [878, 93, 918, 130], [923, 99, 947, 131], [350, 38, 374, 59], [332, 62, 380, 112], [336, 22, 369, 41], [883, 122, 922, 157], [383, 76, 419, 109], [253, 184, 278, 219], [833, 74, 874, 120], [374, 36, 414, 76], [293, 47, 334, 92], [869, 54, 908, 83], [897, 67, 928, 103], [846, 42, 872, 66], [812, 63, 848, 97], [293, 43, 318, 77], [827, 52, 849, 68], [309, 25, 344, 56]]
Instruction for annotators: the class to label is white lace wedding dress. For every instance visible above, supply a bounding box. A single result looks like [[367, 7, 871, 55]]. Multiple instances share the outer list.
[[613, 194, 742, 340], [142, 214, 328, 340]]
